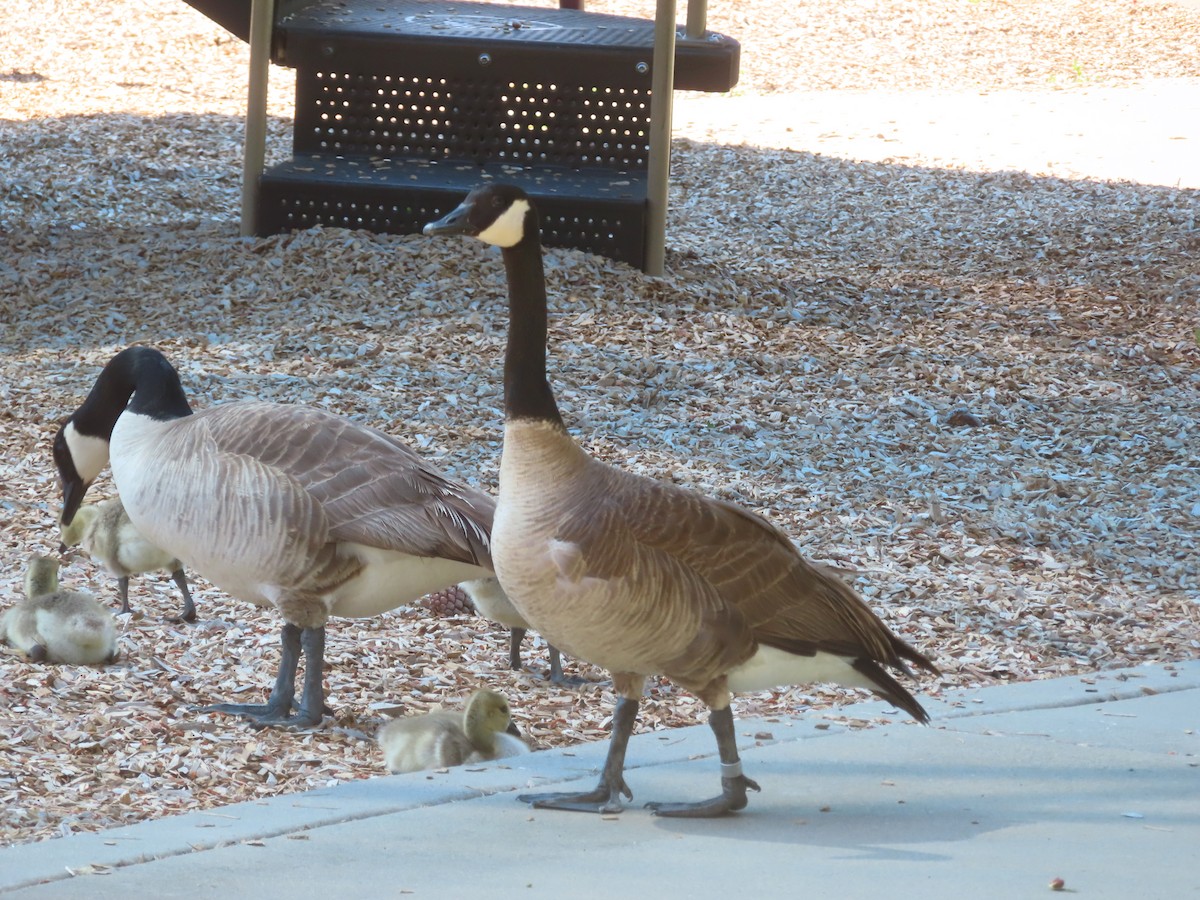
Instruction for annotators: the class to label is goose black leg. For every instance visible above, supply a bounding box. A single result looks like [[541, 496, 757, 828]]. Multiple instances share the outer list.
[[205, 622, 302, 724], [117, 575, 132, 615], [644, 705, 761, 818], [509, 626, 527, 670], [290, 625, 328, 728], [511, 627, 584, 686], [519, 696, 638, 814], [171, 568, 197, 623], [547, 645, 567, 684]]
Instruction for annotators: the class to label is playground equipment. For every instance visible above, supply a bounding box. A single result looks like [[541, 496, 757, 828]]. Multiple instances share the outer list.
[[183, 0, 739, 272]]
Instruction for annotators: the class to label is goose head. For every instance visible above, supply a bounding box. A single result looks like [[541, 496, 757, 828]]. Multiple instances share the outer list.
[[24, 553, 61, 599], [423, 184, 536, 249], [58, 503, 99, 554], [53, 346, 192, 526], [463, 689, 517, 751]]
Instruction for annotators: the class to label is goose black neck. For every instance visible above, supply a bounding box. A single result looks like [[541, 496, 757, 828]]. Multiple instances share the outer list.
[[73, 346, 194, 438], [501, 223, 564, 429]]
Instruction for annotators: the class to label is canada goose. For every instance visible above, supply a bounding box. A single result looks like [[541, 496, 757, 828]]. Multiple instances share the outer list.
[[423, 184, 940, 818], [53, 345, 509, 728], [59, 497, 196, 622], [3, 554, 117, 665], [377, 688, 530, 774], [459, 577, 575, 684]]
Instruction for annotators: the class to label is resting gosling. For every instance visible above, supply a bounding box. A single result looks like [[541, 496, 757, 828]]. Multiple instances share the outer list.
[[60, 497, 196, 622], [424, 184, 939, 818], [460, 577, 575, 684], [3, 555, 117, 664], [53, 346, 513, 728], [378, 688, 529, 774]]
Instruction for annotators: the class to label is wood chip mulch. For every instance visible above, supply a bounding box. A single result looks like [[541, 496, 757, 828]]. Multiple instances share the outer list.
[[1, 0, 1197, 847]]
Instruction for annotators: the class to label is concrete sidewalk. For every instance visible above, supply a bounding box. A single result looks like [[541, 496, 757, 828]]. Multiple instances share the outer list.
[[2, 661, 1197, 899]]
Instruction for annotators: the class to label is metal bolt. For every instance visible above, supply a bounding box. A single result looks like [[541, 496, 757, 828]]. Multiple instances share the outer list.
[[635, 61, 649, 74], [478, 53, 492, 66]]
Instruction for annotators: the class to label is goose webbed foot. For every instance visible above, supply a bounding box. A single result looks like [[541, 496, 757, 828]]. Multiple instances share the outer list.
[[519, 694, 639, 814], [645, 773, 762, 819], [203, 623, 330, 729], [519, 775, 633, 815], [511, 630, 587, 686], [171, 569, 197, 623], [644, 705, 761, 818], [546, 646, 589, 687], [205, 697, 294, 724], [204, 698, 332, 729]]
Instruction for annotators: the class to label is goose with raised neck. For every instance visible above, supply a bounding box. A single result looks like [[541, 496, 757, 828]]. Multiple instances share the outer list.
[[424, 184, 940, 817]]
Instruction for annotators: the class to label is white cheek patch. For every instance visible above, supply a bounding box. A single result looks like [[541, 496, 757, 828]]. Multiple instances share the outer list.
[[64, 422, 110, 484], [477, 199, 530, 248]]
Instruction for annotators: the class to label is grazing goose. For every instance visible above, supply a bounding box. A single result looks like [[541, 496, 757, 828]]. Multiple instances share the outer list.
[[52, 345, 509, 728], [60, 497, 196, 622], [460, 577, 575, 684], [423, 184, 940, 818], [377, 687, 529, 774], [3, 555, 117, 665]]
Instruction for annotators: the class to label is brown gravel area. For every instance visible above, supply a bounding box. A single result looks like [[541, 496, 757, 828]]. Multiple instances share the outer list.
[[2, 0, 1198, 846]]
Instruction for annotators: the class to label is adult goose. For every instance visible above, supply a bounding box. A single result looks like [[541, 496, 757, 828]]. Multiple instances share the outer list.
[[53, 346, 505, 728], [60, 497, 197, 623], [423, 184, 939, 818]]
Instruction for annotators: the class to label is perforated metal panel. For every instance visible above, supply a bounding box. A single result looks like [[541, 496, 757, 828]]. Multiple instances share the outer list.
[[258, 157, 648, 266], [299, 71, 651, 169], [255, 0, 739, 269]]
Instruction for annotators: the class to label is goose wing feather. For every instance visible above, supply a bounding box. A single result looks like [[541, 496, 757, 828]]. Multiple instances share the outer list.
[[182, 402, 494, 567], [557, 457, 932, 675]]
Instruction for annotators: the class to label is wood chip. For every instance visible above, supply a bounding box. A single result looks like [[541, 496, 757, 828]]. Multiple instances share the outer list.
[[2, 0, 1197, 849]]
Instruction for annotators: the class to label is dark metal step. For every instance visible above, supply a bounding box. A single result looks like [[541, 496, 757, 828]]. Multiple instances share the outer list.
[[275, 0, 739, 93], [258, 154, 648, 266], [180, 0, 739, 92]]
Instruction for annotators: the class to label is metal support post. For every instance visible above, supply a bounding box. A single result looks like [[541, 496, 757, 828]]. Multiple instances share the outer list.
[[241, 0, 274, 236], [685, 0, 707, 39], [645, 0, 676, 276]]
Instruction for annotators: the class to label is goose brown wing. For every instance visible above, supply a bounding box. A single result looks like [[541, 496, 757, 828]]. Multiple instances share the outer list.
[[194, 402, 495, 567], [610, 469, 931, 673]]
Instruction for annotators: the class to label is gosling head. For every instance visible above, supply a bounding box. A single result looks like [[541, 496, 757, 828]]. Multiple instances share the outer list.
[[24, 554, 62, 599], [468, 689, 515, 735], [59, 503, 100, 552]]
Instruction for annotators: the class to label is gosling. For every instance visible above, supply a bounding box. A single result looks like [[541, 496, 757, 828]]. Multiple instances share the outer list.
[[60, 497, 196, 622], [378, 688, 529, 774], [3, 555, 118, 664]]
